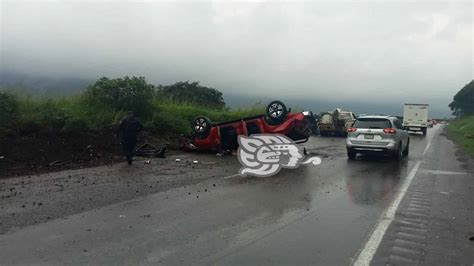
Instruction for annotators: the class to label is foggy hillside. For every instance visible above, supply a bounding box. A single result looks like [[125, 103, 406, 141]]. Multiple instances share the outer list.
[[0, 72, 91, 96], [0, 71, 452, 118]]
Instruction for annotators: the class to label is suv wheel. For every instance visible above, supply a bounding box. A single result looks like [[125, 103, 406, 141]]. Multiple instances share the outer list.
[[421, 127, 427, 136], [393, 143, 403, 161], [347, 149, 356, 160], [266, 100, 288, 123], [192, 116, 211, 138], [403, 139, 410, 156]]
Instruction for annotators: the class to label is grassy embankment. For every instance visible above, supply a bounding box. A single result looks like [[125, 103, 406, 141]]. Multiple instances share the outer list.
[[0, 91, 266, 176], [0, 93, 265, 137], [447, 116, 474, 156]]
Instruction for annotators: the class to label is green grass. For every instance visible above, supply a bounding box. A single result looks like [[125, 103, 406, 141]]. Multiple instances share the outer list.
[[147, 101, 265, 135], [447, 116, 474, 156], [0, 91, 265, 137]]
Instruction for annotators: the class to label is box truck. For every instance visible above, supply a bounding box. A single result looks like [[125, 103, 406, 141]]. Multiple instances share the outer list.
[[403, 103, 429, 136]]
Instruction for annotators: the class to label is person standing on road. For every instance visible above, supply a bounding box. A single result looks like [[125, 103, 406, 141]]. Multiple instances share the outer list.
[[118, 111, 144, 165]]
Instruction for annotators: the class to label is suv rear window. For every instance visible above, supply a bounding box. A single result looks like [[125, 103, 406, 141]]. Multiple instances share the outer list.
[[353, 118, 391, 129]]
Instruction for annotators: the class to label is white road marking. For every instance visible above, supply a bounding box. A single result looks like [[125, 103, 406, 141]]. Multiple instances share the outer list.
[[222, 174, 240, 179], [352, 160, 422, 266], [353, 125, 438, 265], [422, 140, 432, 156], [420, 169, 468, 175]]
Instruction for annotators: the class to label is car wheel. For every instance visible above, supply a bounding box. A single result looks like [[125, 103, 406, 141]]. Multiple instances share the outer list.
[[421, 128, 427, 136], [266, 100, 288, 122], [403, 139, 410, 156], [347, 149, 356, 160], [394, 143, 403, 161], [192, 116, 211, 138]]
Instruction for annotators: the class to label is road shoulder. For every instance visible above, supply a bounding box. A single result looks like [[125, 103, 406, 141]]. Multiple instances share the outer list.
[[371, 127, 474, 264]]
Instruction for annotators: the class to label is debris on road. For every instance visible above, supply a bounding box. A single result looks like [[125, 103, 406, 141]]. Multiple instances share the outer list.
[[144, 160, 151, 164], [48, 160, 62, 167], [0, 155, 4, 159], [193, 160, 199, 164], [175, 158, 181, 162], [135, 143, 167, 158]]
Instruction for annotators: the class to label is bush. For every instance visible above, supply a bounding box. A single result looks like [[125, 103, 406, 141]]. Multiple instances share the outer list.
[[158, 81, 226, 110], [62, 117, 90, 133], [148, 112, 191, 135], [448, 116, 474, 156], [84, 76, 155, 118], [147, 100, 264, 135], [13, 98, 70, 133], [2, 77, 266, 138], [0, 92, 19, 130]]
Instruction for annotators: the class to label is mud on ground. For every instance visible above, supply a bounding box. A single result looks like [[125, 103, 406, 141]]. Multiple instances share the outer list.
[[0, 129, 179, 178], [0, 152, 241, 234]]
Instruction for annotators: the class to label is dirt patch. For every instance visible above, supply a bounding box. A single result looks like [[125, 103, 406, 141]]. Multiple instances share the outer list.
[[0, 129, 179, 178]]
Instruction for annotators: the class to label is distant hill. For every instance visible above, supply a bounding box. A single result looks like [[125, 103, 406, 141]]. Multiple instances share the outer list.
[[0, 71, 451, 119], [0, 71, 92, 97], [224, 94, 452, 119]]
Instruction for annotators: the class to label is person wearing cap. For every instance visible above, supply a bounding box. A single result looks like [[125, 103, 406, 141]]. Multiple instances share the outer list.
[[118, 111, 144, 164]]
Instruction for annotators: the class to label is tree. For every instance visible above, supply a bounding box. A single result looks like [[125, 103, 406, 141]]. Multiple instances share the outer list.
[[158, 81, 225, 110], [449, 80, 474, 116], [84, 76, 155, 117]]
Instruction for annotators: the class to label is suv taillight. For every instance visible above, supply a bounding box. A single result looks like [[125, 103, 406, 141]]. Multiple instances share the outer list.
[[347, 127, 357, 132], [383, 128, 397, 134]]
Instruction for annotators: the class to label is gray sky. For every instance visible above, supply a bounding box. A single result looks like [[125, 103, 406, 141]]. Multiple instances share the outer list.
[[1, 0, 472, 107]]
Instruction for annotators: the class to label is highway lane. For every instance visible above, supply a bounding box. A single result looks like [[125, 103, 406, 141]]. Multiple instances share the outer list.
[[0, 125, 463, 265]]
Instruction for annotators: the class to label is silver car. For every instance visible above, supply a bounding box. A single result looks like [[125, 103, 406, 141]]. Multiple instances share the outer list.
[[346, 115, 410, 160]]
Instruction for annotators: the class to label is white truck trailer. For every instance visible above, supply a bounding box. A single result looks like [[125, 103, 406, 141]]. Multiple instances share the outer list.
[[403, 103, 429, 136]]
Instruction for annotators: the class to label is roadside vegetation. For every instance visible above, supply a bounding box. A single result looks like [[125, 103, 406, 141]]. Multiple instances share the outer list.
[[0, 76, 264, 176], [448, 80, 474, 156], [0, 76, 264, 137], [447, 116, 474, 156]]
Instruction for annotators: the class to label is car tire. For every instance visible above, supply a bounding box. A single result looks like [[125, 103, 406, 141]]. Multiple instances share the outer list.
[[347, 149, 356, 160], [192, 116, 212, 138], [266, 100, 288, 123], [403, 139, 410, 156], [421, 127, 427, 136], [393, 143, 403, 161]]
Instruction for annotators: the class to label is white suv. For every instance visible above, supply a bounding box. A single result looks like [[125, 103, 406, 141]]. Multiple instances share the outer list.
[[346, 116, 410, 161]]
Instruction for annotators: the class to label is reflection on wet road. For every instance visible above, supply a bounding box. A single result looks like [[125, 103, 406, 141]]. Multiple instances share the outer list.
[[0, 127, 441, 265], [213, 130, 432, 265]]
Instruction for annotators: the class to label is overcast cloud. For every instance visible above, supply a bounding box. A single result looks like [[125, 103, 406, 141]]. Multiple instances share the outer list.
[[1, 0, 472, 108]]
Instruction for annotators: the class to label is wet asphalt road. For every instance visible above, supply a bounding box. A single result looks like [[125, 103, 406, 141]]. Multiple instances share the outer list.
[[0, 125, 472, 265]]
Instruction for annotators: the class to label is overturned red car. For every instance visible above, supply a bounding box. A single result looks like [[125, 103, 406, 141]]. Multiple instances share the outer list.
[[182, 100, 314, 152]]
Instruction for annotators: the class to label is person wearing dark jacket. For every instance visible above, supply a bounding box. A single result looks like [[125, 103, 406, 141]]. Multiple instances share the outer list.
[[118, 111, 144, 164]]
